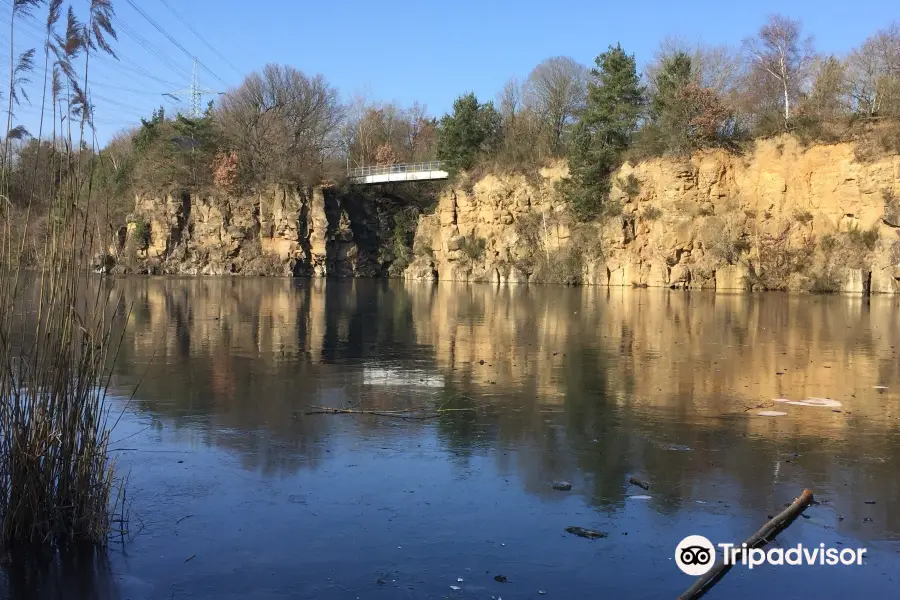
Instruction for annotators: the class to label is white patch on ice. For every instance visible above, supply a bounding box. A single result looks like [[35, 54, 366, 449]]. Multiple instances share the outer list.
[[758, 410, 788, 416], [363, 367, 444, 388], [773, 398, 841, 408]]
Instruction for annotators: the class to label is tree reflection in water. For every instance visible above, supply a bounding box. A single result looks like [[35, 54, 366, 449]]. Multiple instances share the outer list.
[[8, 278, 894, 599]]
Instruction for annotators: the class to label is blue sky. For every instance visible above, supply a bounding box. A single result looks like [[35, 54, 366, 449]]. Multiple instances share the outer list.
[[0, 0, 895, 144]]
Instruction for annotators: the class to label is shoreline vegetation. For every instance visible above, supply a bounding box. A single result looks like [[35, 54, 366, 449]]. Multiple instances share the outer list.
[[0, 0, 124, 559]]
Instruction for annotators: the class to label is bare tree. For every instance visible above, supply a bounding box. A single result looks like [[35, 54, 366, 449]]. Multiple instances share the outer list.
[[805, 56, 849, 120], [743, 15, 815, 123], [524, 57, 588, 153], [341, 98, 436, 166], [497, 77, 524, 120], [493, 77, 542, 166], [402, 102, 436, 163], [846, 23, 900, 117], [339, 92, 373, 167], [219, 64, 342, 185], [647, 39, 743, 94], [692, 44, 745, 97]]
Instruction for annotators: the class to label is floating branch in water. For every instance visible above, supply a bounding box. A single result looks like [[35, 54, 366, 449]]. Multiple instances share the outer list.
[[628, 476, 651, 491], [678, 488, 815, 600], [565, 526, 608, 539], [305, 402, 478, 421], [305, 405, 440, 421]]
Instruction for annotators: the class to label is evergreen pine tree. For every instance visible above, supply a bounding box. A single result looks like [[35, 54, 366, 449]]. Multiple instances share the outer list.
[[436, 93, 501, 173], [565, 44, 644, 221]]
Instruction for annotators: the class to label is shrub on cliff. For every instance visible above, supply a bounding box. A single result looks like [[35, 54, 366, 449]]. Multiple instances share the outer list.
[[634, 51, 733, 157], [127, 107, 223, 193], [386, 206, 420, 276], [212, 150, 240, 191], [458, 235, 487, 262], [747, 227, 815, 290]]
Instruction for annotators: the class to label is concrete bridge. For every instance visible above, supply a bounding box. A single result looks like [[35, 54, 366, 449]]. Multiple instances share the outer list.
[[349, 161, 449, 185]]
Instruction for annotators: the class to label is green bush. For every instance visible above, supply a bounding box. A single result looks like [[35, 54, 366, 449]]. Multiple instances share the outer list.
[[819, 233, 837, 253], [793, 210, 814, 224], [642, 205, 662, 220], [619, 173, 641, 199], [131, 217, 150, 248], [436, 93, 502, 174], [845, 225, 878, 251], [129, 107, 223, 194], [458, 235, 487, 261], [564, 45, 643, 222], [602, 199, 623, 218]]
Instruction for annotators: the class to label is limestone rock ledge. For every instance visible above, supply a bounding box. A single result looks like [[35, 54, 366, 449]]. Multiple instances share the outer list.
[[109, 135, 900, 294], [405, 136, 900, 294], [111, 186, 384, 277]]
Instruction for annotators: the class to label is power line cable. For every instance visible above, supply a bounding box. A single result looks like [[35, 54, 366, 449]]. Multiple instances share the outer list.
[[0, 11, 181, 99], [157, 0, 242, 77], [86, 79, 173, 97], [113, 14, 191, 80], [0, 2, 197, 135], [94, 53, 182, 89], [91, 92, 156, 116], [122, 0, 228, 87]]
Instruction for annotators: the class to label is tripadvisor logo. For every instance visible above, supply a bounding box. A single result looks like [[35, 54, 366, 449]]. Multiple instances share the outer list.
[[675, 535, 716, 576], [675, 535, 868, 575]]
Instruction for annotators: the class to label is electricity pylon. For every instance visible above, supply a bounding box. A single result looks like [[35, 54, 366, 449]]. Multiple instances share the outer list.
[[164, 58, 220, 118]]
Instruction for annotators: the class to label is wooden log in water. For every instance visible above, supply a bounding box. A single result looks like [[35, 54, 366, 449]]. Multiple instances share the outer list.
[[678, 488, 815, 600], [304, 406, 439, 420]]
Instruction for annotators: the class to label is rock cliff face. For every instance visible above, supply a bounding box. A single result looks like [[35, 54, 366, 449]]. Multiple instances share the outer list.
[[113, 186, 392, 277], [113, 136, 900, 293], [405, 136, 900, 293]]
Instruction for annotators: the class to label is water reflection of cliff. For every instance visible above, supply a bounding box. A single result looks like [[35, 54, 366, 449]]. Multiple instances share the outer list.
[[109, 278, 900, 537]]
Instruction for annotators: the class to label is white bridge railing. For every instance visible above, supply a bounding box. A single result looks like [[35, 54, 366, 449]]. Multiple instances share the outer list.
[[348, 161, 447, 179]]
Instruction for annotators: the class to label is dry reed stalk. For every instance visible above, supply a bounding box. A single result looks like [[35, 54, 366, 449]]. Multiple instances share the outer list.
[[0, 0, 123, 549]]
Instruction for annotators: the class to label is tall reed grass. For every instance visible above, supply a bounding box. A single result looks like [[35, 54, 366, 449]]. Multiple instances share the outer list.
[[0, 0, 122, 549]]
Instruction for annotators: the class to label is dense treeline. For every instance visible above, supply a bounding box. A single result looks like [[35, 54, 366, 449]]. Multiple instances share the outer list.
[[439, 16, 900, 220], [3, 13, 899, 254]]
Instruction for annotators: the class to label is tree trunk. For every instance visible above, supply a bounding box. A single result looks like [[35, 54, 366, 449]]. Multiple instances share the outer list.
[[783, 81, 790, 122]]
